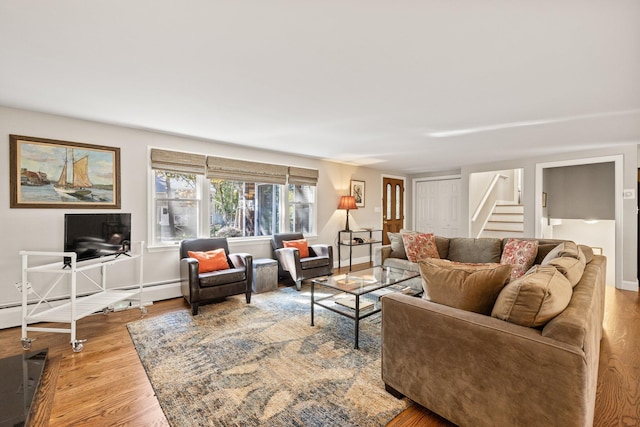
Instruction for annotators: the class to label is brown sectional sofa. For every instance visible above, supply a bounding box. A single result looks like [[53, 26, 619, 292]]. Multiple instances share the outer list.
[[376, 235, 607, 427]]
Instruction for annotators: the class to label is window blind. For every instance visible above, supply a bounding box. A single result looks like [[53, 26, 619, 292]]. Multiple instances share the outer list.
[[288, 166, 319, 186], [206, 156, 288, 184], [150, 148, 206, 174]]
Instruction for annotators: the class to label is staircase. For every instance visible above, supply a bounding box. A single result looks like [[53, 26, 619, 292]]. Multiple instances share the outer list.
[[479, 203, 524, 238]]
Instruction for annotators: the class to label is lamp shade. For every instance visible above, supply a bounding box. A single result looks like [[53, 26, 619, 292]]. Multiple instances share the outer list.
[[337, 195, 357, 232], [337, 195, 358, 210]]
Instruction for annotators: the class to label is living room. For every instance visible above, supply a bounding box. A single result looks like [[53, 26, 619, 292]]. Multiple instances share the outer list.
[[1, 2, 640, 426]]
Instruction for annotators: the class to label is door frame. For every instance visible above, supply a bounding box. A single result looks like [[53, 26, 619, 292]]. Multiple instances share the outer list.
[[535, 155, 623, 289], [381, 174, 407, 233]]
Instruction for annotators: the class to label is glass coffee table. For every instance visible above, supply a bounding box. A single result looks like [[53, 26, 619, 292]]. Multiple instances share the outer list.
[[311, 265, 421, 349]]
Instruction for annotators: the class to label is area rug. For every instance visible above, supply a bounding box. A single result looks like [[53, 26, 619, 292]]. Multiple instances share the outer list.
[[126, 284, 410, 427]]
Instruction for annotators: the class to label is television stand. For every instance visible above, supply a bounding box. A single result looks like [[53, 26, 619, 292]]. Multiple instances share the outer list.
[[19, 242, 146, 353], [114, 251, 131, 258]]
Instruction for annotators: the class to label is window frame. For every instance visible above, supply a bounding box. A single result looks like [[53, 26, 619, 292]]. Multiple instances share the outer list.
[[148, 164, 317, 248]]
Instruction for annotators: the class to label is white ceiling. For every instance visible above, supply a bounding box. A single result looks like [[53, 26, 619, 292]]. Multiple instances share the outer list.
[[1, 1, 639, 173]]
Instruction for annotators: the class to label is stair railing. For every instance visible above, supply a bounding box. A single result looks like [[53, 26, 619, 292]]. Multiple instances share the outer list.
[[471, 174, 508, 237]]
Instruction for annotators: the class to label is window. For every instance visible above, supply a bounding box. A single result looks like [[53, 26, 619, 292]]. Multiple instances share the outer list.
[[289, 184, 315, 234], [150, 149, 318, 246], [153, 171, 201, 244], [207, 180, 316, 238], [209, 180, 282, 238]]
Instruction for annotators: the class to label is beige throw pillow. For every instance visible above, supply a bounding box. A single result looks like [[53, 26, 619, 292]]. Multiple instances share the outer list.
[[541, 241, 581, 263], [387, 232, 406, 259], [541, 242, 586, 287], [545, 256, 586, 287], [419, 260, 513, 315], [491, 265, 573, 327]]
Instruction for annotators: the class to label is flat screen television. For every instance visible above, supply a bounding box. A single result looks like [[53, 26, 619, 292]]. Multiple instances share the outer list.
[[64, 213, 131, 265]]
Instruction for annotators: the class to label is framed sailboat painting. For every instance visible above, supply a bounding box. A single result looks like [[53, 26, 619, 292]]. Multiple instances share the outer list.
[[9, 135, 121, 208]]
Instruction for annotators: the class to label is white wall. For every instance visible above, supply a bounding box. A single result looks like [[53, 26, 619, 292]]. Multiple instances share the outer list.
[[459, 144, 638, 290], [468, 169, 517, 216], [0, 106, 404, 327], [548, 219, 616, 286]]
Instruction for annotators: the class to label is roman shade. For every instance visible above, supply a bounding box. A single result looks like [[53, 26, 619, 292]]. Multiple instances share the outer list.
[[150, 148, 206, 174], [287, 167, 319, 186], [206, 156, 288, 184]]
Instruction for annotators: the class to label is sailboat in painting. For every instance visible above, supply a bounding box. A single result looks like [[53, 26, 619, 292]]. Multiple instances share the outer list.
[[54, 149, 93, 198]]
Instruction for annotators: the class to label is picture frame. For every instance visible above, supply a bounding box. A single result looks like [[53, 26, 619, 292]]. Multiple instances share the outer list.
[[350, 179, 365, 208], [9, 135, 121, 209]]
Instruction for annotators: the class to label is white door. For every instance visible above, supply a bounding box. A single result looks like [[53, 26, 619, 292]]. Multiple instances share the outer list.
[[415, 178, 461, 237]]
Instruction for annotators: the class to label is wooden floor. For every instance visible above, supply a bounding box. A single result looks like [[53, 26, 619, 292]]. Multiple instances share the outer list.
[[1, 282, 639, 426]]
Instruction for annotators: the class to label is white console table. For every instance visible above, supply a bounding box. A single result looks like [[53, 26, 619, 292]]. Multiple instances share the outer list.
[[19, 242, 145, 352]]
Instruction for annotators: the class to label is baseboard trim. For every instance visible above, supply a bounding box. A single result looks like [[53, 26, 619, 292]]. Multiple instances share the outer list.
[[0, 282, 182, 330], [335, 255, 374, 269], [620, 280, 639, 292]]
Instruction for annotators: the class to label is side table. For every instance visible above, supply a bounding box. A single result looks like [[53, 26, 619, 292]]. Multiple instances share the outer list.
[[252, 258, 278, 293], [337, 229, 383, 271]]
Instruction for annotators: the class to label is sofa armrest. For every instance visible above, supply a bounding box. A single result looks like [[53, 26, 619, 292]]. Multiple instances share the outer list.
[[179, 257, 200, 302], [310, 244, 333, 262], [374, 244, 392, 266], [228, 252, 252, 270], [381, 293, 593, 427], [274, 247, 302, 282]]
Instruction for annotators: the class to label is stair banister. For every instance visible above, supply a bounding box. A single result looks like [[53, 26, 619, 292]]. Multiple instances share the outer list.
[[471, 174, 508, 222]]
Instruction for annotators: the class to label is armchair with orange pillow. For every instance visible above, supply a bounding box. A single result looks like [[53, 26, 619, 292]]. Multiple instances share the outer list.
[[271, 233, 333, 290], [179, 238, 253, 315]]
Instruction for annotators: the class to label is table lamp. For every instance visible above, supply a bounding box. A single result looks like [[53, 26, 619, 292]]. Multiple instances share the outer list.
[[337, 195, 358, 231]]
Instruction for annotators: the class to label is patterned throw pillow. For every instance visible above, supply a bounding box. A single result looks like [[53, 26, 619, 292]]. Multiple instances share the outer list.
[[283, 239, 310, 258], [402, 232, 440, 263], [500, 238, 539, 280], [188, 249, 230, 273]]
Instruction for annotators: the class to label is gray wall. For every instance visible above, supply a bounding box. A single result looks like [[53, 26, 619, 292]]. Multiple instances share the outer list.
[[544, 162, 615, 220]]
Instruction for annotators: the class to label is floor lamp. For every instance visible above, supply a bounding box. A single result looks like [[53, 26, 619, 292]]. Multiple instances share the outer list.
[[337, 195, 358, 231]]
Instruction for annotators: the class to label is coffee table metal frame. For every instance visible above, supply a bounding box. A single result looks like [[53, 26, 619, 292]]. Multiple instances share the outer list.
[[311, 265, 420, 349]]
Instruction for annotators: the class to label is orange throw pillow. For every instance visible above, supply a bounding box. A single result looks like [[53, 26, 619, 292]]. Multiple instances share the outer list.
[[283, 239, 310, 258], [188, 249, 230, 273]]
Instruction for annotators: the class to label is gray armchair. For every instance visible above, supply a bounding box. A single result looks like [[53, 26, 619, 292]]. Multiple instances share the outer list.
[[179, 238, 252, 315], [271, 233, 334, 290]]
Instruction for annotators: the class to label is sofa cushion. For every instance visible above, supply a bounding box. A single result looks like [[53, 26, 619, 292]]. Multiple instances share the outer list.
[[387, 232, 407, 259], [579, 245, 594, 264], [419, 259, 512, 315], [383, 257, 421, 272], [283, 238, 310, 258], [447, 237, 502, 263], [434, 236, 450, 260], [500, 238, 539, 280], [545, 256, 586, 287], [300, 256, 330, 270], [491, 265, 573, 327], [199, 267, 246, 287], [541, 241, 581, 263], [188, 249, 230, 273], [402, 232, 440, 262], [535, 243, 559, 265]]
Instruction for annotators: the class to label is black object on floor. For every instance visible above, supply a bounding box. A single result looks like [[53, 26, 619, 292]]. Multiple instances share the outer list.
[[0, 348, 48, 427]]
